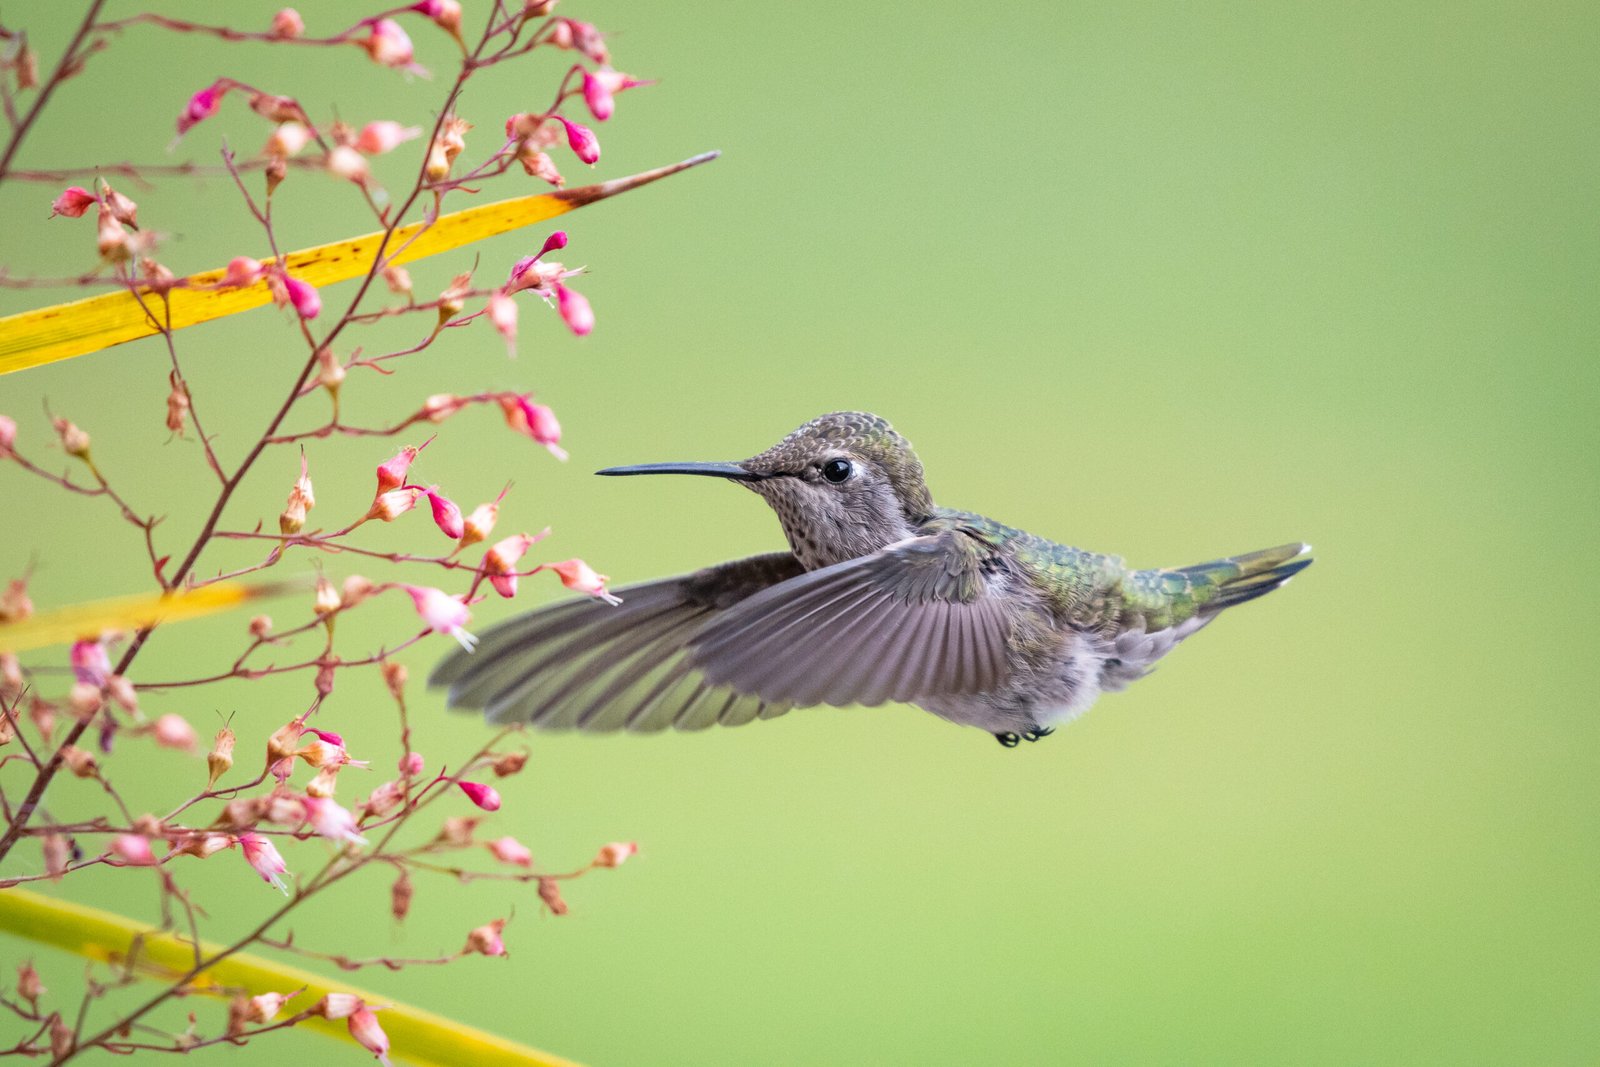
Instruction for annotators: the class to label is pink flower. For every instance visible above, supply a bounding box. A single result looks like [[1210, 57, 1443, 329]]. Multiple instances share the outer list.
[[399, 751, 425, 776], [504, 232, 571, 294], [302, 796, 367, 846], [355, 120, 420, 155], [484, 533, 536, 598], [550, 559, 621, 604], [374, 442, 425, 495], [0, 415, 15, 454], [325, 144, 370, 185], [555, 283, 594, 336], [238, 832, 289, 894], [318, 993, 364, 1019], [70, 639, 111, 687], [403, 586, 476, 651], [49, 186, 96, 219], [246, 990, 296, 1023], [500, 396, 567, 460], [487, 291, 518, 356], [413, 0, 462, 40], [283, 273, 321, 320], [369, 486, 423, 522], [271, 8, 305, 38], [424, 488, 464, 540], [593, 841, 638, 868], [552, 18, 608, 64], [222, 256, 263, 288], [557, 117, 600, 165], [580, 70, 649, 122], [460, 500, 499, 548], [298, 727, 368, 771], [264, 121, 311, 157], [111, 834, 157, 866], [176, 82, 225, 136], [364, 18, 415, 70], [465, 918, 508, 957], [487, 836, 533, 867], [152, 714, 198, 751], [458, 780, 501, 811], [348, 1006, 392, 1065]]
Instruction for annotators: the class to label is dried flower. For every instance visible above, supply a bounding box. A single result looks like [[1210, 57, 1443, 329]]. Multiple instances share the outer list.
[[239, 832, 289, 894], [491, 750, 528, 777], [326, 144, 371, 185], [165, 371, 192, 435], [403, 586, 476, 650], [457, 780, 501, 811], [42, 833, 70, 880], [383, 661, 409, 705], [487, 836, 533, 867], [67, 681, 102, 719], [208, 725, 236, 788], [49, 185, 96, 219], [361, 779, 405, 818], [537, 877, 569, 916], [369, 486, 423, 522], [593, 840, 638, 868], [52, 415, 90, 459], [16, 961, 43, 1006], [265, 121, 312, 157], [465, 918, 508, 957], [61, 744, 98, 777], [317, 993, 364, 1020], [552, 18, 608, 63], [383, 264, 413, 294], [391, 869, 414, 921], [436, 815, 479, 846], [246, 990, 297, 1024], [550, 558, 620, 604]]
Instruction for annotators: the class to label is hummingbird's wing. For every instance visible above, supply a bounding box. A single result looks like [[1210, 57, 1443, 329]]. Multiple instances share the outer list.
[[687, 529, 1013, 708], [429, 552, 806, 731]]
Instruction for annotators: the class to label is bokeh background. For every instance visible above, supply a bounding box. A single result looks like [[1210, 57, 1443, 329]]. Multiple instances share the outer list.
[[2, 1, 1596, 1063]]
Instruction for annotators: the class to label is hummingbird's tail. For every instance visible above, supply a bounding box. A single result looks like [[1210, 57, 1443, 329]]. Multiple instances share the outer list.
[[1178, 542, 1313, 613]]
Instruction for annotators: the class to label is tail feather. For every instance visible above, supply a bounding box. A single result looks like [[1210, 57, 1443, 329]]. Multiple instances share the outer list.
[[1175, 541, 1313, 613]]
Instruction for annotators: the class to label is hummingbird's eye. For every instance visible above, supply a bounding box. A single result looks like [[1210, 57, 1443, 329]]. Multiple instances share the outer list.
[[821, 458, 853, 484]]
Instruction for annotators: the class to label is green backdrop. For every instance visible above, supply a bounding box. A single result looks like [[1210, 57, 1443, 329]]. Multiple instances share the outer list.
[[1, 1, 1595, 1063]]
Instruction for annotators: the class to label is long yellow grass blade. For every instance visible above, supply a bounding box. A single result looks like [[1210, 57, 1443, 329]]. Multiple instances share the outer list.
[[0, 580, 296, 653], [0, 152, 717, 376], [0, 888, 582, 1066]]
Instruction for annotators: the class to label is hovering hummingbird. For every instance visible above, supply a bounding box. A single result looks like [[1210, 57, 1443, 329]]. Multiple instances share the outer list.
[[431, 412, 1311, 746]]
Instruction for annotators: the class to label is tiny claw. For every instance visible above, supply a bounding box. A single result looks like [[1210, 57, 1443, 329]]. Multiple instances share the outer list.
[[1022, 726, 1055, 743], [994, 731, 1021, 748]]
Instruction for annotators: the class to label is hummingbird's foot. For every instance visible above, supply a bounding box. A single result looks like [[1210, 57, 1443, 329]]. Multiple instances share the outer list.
[[1021, 726, 1056, 743], [994, 731, 1021, 748]]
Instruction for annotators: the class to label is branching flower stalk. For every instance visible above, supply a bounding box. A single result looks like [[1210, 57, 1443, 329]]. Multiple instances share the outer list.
[[0, 2, 655, 1060]]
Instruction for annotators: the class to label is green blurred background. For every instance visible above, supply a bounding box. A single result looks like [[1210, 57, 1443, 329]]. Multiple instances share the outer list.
[[2, 1, 1596, 1063]]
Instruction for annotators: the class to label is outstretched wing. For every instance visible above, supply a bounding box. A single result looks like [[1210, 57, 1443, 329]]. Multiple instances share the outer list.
[[688, 529, 1015, 708], [429, 553, 804, 732]]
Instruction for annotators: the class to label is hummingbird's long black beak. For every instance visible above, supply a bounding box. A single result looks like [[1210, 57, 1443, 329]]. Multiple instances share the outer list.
[[595, 461, 770, 482]]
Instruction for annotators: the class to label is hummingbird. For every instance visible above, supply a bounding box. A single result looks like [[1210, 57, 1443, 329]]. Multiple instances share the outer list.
[[430, 412, 1311, 746]]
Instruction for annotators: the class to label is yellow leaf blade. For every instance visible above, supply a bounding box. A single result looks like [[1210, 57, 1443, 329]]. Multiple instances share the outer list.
[[0, 888, 584, 1067], [0, 580, 297, 653], [0, 152, 717, 376]]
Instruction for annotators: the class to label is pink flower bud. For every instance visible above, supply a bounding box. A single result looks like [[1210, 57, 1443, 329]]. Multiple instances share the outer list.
[[238, 832, 289, 894], [70, 638, 111, 687], [271, 8, 305, 38], [0, 415, 15, 454], [460, 500, 499, 548], [552, 18, 608, 64], [484, 533, 536, 598], [111, 833, 157, 866], [16, 961, 44, 1004], [403, 586, 476, 651], [176, 82, 225, 136], [222, 257, 263, 288], [465, 918, 508, 957], [302, 795, 367, 846], [555, 282, 594, 336], [487, 835, 533, 867], [487, 291, 518, 356], [283, 273, 320, 320], [325, 144, 370, 185], [374, 442, 425, 495], [550, 558, 620, 604], [348, 1006, 392, 1065], [413, 0, 463, 40], [458, 780, 501, 811], [499, 396, 567, 459], [361, 779, 405, 818], [364, 18, 416, 70], [518, 145, 563, 186], [246, 990, 296, 1024], [593, 840, 638, 867], [581, 70, 650, 122], [399, 751, 424, 776], [317, 993, 364, 1020], [369, 486, 423, 522], [356, 120, 420, 155], [152, 714, 198, 751], [49, 186, 96, 219], [557, 117, 600, 165], [424, 488, 464, 540], [264, 121, 312, 157]]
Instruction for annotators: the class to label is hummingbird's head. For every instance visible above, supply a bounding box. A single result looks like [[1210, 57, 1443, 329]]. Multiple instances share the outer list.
[[598, 412, 934, 570]]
